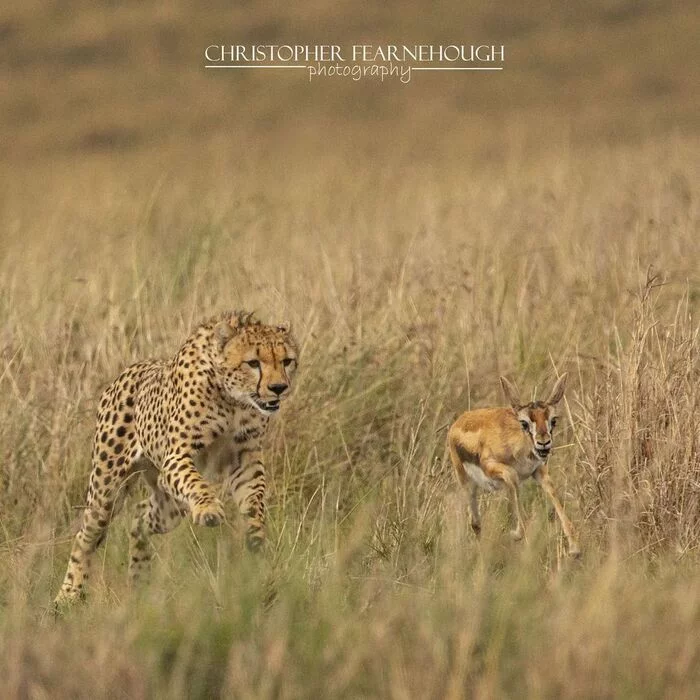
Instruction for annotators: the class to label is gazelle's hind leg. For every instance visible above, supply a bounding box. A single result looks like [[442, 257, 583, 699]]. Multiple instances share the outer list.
[[449, 439, 482, 537], [468, 482, 481, 535]]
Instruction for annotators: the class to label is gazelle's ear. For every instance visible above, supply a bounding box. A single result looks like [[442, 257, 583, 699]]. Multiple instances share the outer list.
[[214, 320, 235, 349], [546, 373, 568, 405], [500, 376, 521, 411]]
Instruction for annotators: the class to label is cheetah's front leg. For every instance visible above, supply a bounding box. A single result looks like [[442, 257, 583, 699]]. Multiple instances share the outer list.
[[227, 448, 267, 551], [158, 453, 225, 527]]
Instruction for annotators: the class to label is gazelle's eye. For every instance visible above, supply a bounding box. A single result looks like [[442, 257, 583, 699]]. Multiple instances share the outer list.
[[245, 359, 260, 369], [550, 417, 558, 429], [519, 420, 530, 432], [282, 358, 295, 368]]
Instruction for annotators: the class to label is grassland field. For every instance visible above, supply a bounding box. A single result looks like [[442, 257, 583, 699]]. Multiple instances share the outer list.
[[1, 2, 700, 698]]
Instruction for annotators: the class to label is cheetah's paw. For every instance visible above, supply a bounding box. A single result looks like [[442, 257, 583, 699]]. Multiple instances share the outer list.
[[191, 498, 225, 527]]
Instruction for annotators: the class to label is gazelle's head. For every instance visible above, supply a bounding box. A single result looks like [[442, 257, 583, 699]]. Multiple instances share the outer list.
[[500, 374, 568, 460]]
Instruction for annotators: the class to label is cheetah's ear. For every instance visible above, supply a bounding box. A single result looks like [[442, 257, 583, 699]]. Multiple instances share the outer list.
[[276, 321, 292, 334], [215, 321, 235, 349]]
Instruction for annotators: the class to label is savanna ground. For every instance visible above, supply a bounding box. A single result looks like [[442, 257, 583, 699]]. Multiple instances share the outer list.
[[1, 2, 700, 698]]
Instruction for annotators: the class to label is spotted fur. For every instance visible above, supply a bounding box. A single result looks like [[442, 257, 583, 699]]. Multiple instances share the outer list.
[[55, 311, 298, 606]]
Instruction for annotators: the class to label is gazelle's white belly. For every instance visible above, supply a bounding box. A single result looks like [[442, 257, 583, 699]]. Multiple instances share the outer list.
[[463, 456, 542, 491], [463, 463, 502, 492]]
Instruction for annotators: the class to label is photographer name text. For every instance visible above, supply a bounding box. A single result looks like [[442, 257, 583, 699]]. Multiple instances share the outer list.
[[204, 44, 505, 84]]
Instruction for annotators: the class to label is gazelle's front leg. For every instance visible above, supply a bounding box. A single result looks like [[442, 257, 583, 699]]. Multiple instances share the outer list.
[[484, 461, 526, 541], [158, 453, 224, 527], [533, 465, 581, 557]]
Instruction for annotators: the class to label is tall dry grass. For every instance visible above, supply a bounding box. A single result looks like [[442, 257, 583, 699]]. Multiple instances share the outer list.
[[0, 134, 698, 697]]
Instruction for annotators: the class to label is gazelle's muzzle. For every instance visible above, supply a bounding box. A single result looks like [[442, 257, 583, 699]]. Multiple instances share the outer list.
[[534, 438, 552, 459]]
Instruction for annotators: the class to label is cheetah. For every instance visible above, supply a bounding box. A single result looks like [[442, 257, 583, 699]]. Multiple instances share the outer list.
[[55, 311, 298, 606]]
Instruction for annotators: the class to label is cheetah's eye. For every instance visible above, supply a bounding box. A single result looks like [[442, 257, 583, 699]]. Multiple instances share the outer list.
[[282, 358, 295, 368], [520, 420, 530, 432], [245, 359, 261, 369]]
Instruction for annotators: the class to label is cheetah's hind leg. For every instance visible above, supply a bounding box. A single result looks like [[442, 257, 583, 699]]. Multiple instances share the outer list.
[[54, 455, 135, 610]]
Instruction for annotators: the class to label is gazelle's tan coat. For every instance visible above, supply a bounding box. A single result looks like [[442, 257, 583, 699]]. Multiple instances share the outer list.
[[448, 374, 580, 556]]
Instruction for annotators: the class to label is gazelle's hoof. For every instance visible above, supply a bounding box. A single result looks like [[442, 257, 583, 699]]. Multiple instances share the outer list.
[[568, 545, 582, 559], [509, 529, 524, 542]]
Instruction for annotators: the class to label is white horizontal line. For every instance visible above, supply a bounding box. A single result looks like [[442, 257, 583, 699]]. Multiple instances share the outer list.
[[413, 66, 503, 71], [205, 64, 503, 72], [205, 64, 307, 69]]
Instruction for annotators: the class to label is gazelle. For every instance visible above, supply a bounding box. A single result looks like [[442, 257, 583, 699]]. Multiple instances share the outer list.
[[448, 374, 580, 557]]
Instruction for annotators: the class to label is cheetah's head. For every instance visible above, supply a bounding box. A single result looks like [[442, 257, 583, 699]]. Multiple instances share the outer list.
[[214, 314, 299, 416]]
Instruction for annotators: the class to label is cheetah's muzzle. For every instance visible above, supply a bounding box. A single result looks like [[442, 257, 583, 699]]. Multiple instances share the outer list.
[[254, 398, 281, 414]]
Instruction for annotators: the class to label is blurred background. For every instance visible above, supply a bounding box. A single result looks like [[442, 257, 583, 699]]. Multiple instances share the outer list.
[[1, 0, 698, 173]]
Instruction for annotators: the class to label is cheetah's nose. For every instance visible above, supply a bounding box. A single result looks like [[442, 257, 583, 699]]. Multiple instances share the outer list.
[[268, 383, 288, 396]]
